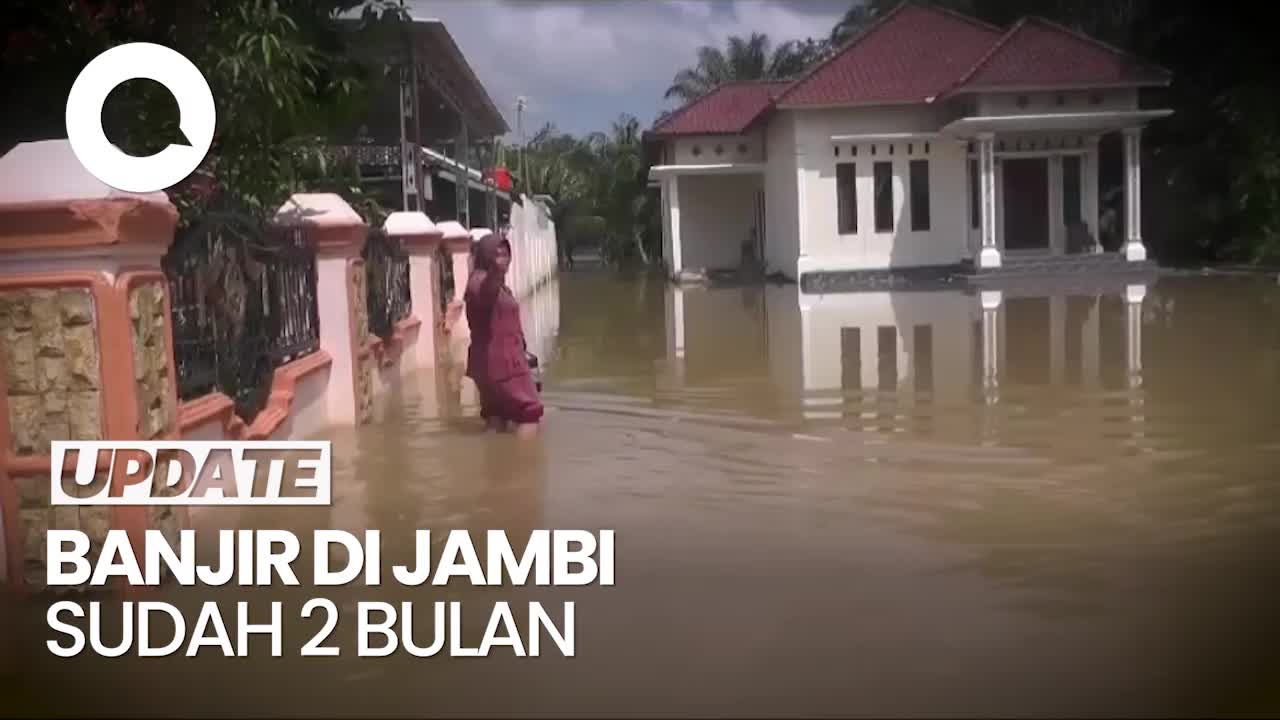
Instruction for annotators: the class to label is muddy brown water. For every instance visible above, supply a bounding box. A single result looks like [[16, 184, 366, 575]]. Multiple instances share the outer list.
[[3, 271, 1280, 718]]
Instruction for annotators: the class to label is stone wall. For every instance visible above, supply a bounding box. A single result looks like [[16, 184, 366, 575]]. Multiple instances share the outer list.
[[1, 288, 102, 455], [12, 475, 112, 590], [350, 260, 374, 424], [128, 281, 183, 572], [128, 281, 175, 440]]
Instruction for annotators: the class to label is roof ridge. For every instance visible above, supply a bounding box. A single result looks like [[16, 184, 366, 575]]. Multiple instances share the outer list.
[[774, 0, 916, 105], [774, 0, 1003, 107], [942, 17, 1028, 97], [1019, 15, 1173, 79], [944, 14, 1172, 97]]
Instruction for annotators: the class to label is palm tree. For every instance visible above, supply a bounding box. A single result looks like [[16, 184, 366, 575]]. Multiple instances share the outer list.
[[664, 32, 812, 103]]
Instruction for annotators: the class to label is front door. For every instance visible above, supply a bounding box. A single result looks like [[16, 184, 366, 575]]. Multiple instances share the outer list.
[[1003, 158, 1049, 251]]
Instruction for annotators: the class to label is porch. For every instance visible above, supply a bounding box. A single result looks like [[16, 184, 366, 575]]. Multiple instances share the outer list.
[[647, 162, 767, 280], [942, 109, 1173, 271]]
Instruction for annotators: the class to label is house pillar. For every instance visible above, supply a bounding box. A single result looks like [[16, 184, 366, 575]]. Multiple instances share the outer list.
[[1125, 284, 1145, 383], [1083, 136, 1101, 253], [978, 290, 1002, 445], [668, 175, 683, 277], [980, 291, 1002, 391], [977, 133, 1001, 269], [1082, 295, 1101, 389], [1123, 127, 1146, 262], [1125, 283, 1147, 446]]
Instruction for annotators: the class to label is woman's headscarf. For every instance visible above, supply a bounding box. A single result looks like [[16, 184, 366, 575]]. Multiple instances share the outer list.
[[473, 232, 511, 272]]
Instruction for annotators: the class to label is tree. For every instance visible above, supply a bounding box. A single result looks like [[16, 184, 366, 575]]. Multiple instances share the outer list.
[[829, 3, 879, 46], [3, 0, 409, 226], [663, 32, 813, 103]]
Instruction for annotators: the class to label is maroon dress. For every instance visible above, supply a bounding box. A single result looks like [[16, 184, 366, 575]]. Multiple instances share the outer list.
[[464, 242, 544, 425]]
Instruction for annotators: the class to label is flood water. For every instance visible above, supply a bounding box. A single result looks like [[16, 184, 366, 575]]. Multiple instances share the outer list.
[[5, 271, 1280, 717]]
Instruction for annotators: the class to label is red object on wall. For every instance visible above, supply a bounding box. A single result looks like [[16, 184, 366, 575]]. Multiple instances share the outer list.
[[491, 167, 512, 192]]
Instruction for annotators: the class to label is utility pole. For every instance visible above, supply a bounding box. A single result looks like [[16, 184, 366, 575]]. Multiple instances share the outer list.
[[397, 0, 419, 212], [516, 96, 527, 195]]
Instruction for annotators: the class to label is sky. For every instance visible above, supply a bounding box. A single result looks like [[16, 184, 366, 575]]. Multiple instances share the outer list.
[[408, 0, 853, 139]]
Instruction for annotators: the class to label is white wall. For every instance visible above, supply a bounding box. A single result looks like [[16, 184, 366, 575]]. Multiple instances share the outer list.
[[794, 106, 969, 273], [673, 132, 765, 164], [975, 88, 1139, 116], [764, 111, 800, 278], [677, 173, 764, 271]]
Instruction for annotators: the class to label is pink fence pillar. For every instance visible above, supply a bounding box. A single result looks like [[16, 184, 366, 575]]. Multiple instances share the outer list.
[[273, 194, 370, 425], [384, 211, 443, 372], [0, 140, 182, 593]]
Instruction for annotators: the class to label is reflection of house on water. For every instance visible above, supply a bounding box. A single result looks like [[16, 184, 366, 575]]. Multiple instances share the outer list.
[[663, 278, 1149, 448]]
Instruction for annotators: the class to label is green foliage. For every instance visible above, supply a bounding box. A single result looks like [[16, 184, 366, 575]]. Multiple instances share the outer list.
[[513, 114, 657, 268], [3, 0, 408, 228], [664, 33, 820, 104]]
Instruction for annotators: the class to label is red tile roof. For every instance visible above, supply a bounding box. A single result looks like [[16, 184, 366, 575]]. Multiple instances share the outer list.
[[650, 80, 790, 137], [946, 17, 1172, 93], [649, 2, 1172, 136], [775, 3, 1003, 107]]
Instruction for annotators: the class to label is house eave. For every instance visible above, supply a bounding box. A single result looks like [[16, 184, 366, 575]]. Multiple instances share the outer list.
[[939, 109, 1174, 137], [647, 163, 767, 180], [774, 98, 931, 112], [946, 79, 1173, 97], [831, 131, 941, 143]]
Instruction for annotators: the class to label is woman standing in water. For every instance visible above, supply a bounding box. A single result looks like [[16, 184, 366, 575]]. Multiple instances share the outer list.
[[465, 231, 544, 437]]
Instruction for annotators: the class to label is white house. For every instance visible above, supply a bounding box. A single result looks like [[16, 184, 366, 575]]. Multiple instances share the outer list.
[[645, 1, 1174, 285]]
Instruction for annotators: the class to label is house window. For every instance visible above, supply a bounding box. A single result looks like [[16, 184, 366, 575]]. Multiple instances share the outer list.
[[873, 162, 894, 233], [1016, 95, 1030, 108], [837, 163, 858, 235], [1062, 155, 1082, 225], [738, 143, 749, 154], [834, 146, 840, 157], [910, 159, 931, 231], [968, 158, 980, 229]]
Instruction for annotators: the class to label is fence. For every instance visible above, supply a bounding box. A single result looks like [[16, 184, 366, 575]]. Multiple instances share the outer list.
[[363, 228, 412, 339], [162, 217, 321, 422], [507, 195, 558, 300]]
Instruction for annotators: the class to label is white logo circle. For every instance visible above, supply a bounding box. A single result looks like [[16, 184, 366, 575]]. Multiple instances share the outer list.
[[65, 42, 216, 193]]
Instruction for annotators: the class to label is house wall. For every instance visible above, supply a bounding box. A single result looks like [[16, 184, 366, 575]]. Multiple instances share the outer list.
[[672, 132, 766, 165], [793, 105, 970, 273], [764, 111, 800, 278], [677, 173, 765, 271]]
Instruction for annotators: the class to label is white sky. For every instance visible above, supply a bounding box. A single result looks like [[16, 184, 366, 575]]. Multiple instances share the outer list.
[[409, 0, 853, 138]]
